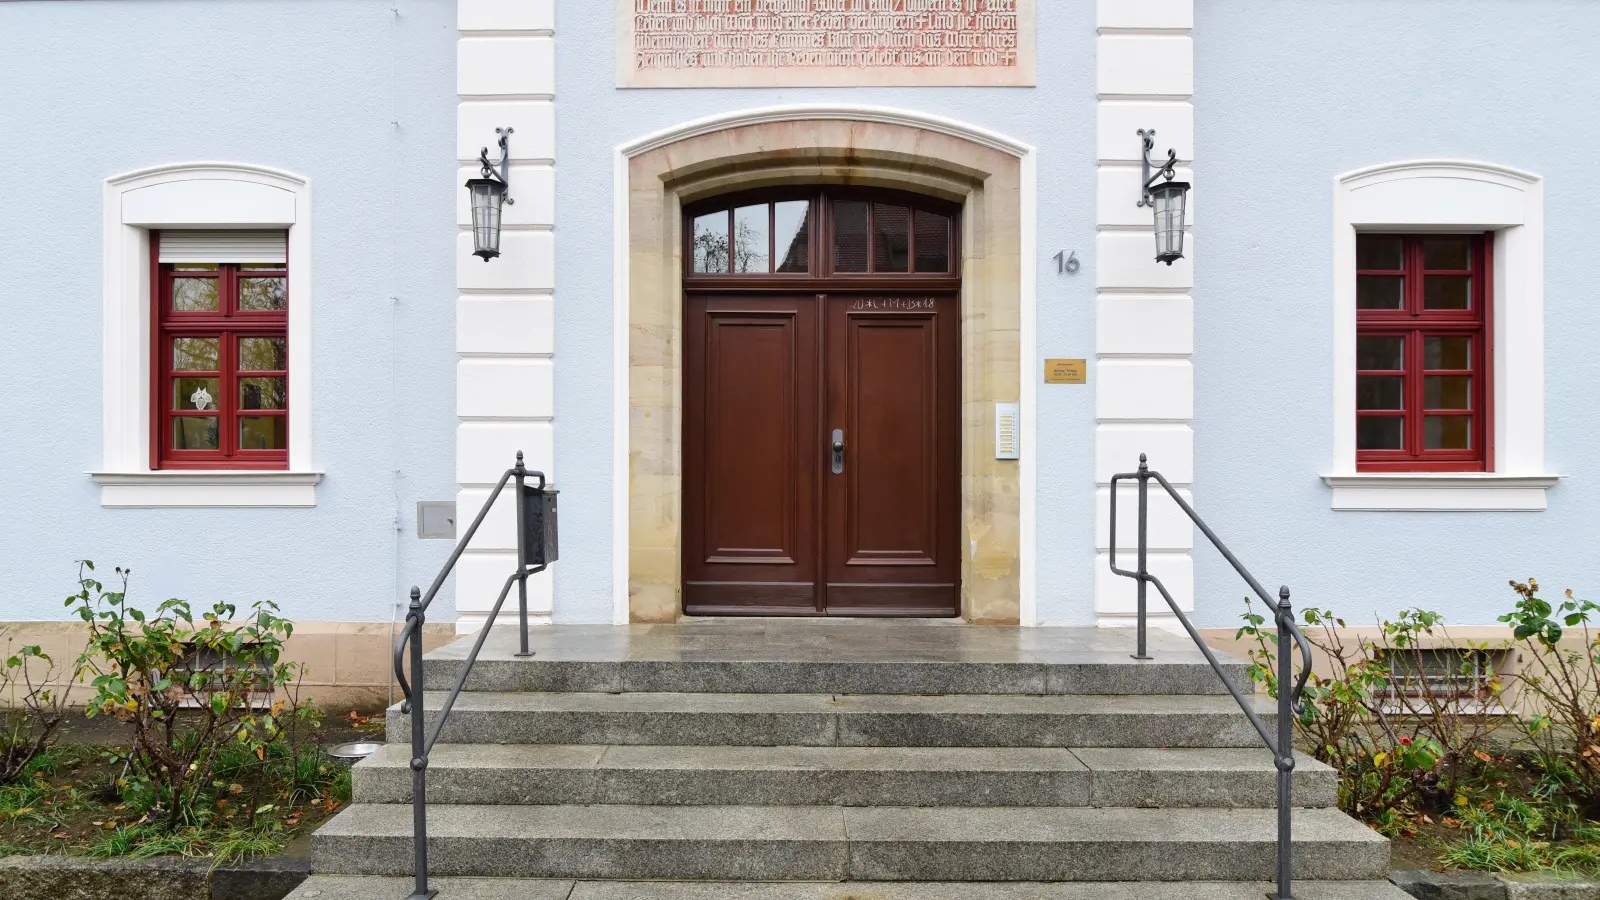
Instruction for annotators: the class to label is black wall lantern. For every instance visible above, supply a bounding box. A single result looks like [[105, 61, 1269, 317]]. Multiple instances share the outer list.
[[466, 127, 514, 261], [1137, 129, 1190, 266]]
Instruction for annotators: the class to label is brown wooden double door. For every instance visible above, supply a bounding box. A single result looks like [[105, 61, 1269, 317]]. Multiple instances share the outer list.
[[684, 292, 961, 616]]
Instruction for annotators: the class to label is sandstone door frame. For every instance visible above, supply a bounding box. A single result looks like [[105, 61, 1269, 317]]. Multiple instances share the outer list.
[[611, 105, 1037, 625]]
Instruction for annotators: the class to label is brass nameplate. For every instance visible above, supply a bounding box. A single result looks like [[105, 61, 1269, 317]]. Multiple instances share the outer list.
[[1044, 358, 1086, 384]]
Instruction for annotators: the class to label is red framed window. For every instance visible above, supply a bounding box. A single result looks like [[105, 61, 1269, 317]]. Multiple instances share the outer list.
[[1356, 233, 1491, 472], [152, 236, 288, 470]]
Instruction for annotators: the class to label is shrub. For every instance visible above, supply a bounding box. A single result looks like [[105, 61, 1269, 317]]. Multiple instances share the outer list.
[[1500, 578, 1600, 813], [0, 631, 70, 784], [66, 561, 305, 831], [1376, 609, 1507, 803], [1238, 601, 1507, 828]]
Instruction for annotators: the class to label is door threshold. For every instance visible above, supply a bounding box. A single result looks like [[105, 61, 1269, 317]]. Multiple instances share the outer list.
[[676, 614, 968, 624]]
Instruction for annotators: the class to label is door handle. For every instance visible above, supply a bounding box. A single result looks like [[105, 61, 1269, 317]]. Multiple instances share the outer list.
[[831, 429, 844, 475]]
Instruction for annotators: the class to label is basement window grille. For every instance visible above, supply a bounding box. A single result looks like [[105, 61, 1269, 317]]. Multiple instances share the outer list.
[[176, 644, 276, 710], [1374, 647, 1503, 714]]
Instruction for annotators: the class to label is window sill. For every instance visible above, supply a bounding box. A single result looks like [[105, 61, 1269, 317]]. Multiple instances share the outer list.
[[89, 471, 322, 508], [1321, 473, 1559, 511]]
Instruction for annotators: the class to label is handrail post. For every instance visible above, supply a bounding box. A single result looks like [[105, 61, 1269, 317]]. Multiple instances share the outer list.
[[405, 587, 436, 900], [512, 451, 532, 658], [1108, 457, 1307, 897], [1274, 584, 1296, 900], [1132, 453, 1153, 660]]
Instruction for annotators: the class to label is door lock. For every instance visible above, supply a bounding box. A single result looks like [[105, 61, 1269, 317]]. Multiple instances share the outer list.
[[831, 429, 844, 474]]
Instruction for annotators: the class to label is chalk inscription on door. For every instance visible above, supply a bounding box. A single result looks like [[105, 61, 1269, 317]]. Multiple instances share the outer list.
[[617, 0, 1037, 88], [850, 297, 936, 311]]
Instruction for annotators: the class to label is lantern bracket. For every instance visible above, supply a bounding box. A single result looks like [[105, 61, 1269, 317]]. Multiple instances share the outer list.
[[1137, 128, 1178, 208], [477, 127, 515, 206]]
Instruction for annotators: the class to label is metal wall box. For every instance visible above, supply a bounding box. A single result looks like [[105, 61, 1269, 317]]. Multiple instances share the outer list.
[[417, 501, 457, 540], [519, 483, 559, 567]]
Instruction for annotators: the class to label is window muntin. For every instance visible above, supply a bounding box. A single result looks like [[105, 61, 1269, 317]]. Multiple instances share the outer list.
[[685, 189, 956, 278], [154, 238, 288, 470], [1355, 233, 1489, 471], [693, 200, 813, 275]]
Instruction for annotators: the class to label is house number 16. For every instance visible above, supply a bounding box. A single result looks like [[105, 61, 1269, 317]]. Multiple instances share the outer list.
[[1053, 250, 1080, 275]]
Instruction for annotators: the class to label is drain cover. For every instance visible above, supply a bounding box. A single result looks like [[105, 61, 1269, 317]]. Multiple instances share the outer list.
[[326, 741, 383, 759]]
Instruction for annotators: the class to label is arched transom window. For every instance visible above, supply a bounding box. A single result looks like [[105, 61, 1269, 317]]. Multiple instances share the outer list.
[[685, 188, 958, 280]]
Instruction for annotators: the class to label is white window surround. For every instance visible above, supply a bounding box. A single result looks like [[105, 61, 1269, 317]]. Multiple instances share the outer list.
[[92, 163, 320, 508], [1326, 160, 1556, 511]]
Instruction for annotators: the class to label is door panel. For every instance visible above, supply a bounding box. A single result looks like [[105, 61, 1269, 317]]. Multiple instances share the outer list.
[[823, 295, 960, 616], [683, 297, 821, 614], [844, 317, 937, 563]]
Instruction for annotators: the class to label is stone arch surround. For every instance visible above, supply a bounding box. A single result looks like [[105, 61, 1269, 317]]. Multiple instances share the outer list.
[[622, 113, 1028, 624]]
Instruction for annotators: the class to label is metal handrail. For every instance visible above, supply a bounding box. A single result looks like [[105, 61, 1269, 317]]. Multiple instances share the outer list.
[[1107, 454, 1313, 900], [392, 452, 546, 900]]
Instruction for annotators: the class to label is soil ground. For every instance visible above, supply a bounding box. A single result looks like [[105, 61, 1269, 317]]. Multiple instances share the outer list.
[[0, 710, 384, 858]]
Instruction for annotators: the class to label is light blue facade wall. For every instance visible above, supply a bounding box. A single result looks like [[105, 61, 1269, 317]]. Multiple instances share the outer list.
[[0, 0, 461, 623], [6, 0, 1585, 630], [1191, 0, 1600, 629], [553, 0, 1103, 625]]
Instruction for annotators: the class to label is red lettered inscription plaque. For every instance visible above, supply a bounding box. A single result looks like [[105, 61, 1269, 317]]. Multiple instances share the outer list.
[[618, 0, 1036, 88]]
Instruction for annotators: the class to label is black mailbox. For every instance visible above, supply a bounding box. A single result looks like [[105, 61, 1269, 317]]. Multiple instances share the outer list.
[[519, 481, 559, 568]]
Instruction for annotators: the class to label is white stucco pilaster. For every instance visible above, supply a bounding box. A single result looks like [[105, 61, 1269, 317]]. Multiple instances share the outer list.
[[455, 0, 557, 631], [1093, 0, 1196, 625]]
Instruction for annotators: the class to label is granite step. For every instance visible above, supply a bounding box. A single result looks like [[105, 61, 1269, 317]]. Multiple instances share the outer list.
[[352, 743, 1338, 808], [288, 875, 1417, 900], [422, 643, 1248, 695], [419, 626, 1251, 696], [388, 692, 1276, 749], [310, 804, 1389, 882]]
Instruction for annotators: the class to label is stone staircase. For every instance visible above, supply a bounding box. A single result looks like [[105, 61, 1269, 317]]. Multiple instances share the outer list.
[[291, 621, 1406, 899]]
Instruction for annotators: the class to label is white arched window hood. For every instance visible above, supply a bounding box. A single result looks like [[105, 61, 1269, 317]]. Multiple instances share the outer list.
[[93, 163, 320, 507], [1326, 160, 1557, 511]]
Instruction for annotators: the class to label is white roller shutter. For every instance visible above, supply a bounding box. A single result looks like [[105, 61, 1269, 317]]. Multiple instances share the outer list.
[[157, 230, 287, 264]]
